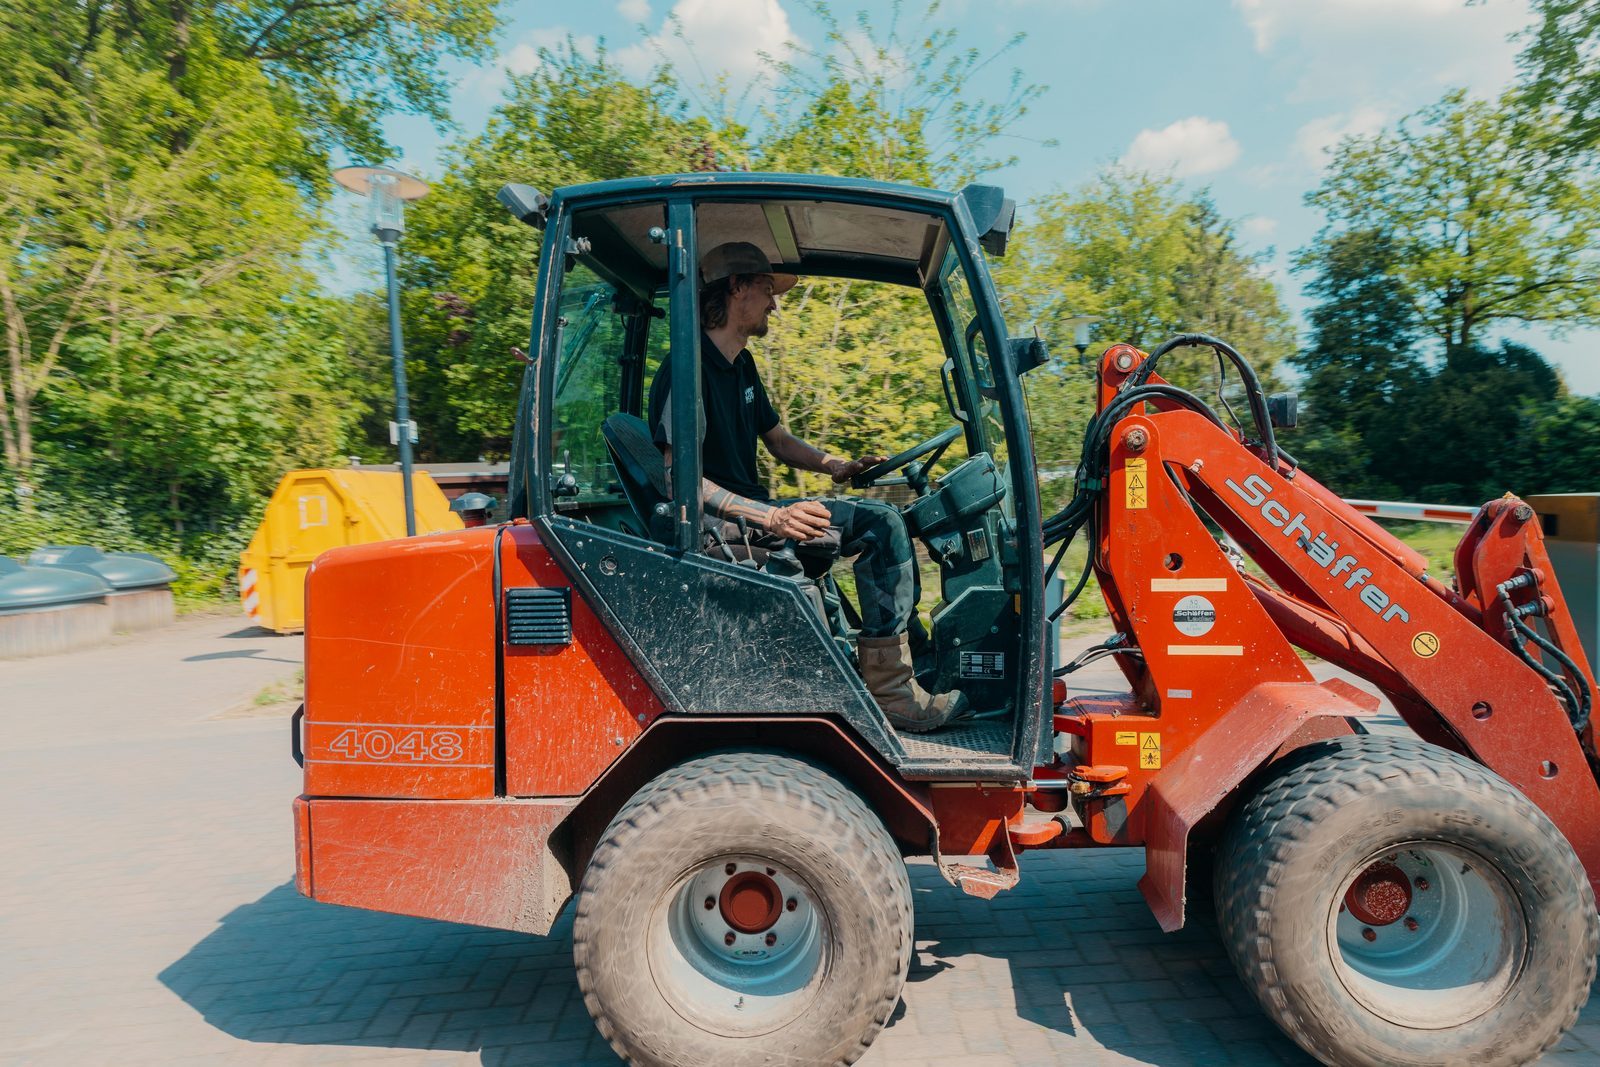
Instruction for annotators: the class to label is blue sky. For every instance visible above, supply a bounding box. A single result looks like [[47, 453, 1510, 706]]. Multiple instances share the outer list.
[[343, 0, 1598, 394]]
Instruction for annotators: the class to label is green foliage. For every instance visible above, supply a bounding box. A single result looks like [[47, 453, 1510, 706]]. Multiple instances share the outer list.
[[1305, 89, 1600, 351], [400, 46, 724, 459], [0, 0, 490, 591], [1291, 87, 1600, 506], [1288, 245, 1599, 504], [1509, 0, 1600, 156], [995, 169, 1296, 506], [763, 0, 1048, 187]]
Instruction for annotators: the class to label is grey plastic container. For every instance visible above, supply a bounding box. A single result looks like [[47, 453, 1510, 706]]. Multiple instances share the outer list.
[[27, 545, 176, 632], [0, 558, 113, 658], [29, 545, 177, 589]]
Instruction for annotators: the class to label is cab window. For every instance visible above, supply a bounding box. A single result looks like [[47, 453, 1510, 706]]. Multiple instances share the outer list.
[[937, 246, 1012, 514]]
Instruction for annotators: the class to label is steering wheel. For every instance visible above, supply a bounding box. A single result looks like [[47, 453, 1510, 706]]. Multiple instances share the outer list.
[[850, 425, 963, 489]]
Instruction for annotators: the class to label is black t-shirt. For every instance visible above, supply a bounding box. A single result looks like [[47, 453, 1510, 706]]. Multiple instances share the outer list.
[[648, 334, 780, 501]]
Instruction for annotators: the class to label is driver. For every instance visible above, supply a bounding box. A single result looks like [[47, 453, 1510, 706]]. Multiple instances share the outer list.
[[648, 241, 968, 733]]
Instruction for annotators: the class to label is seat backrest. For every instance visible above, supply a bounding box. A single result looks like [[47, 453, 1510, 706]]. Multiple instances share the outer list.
[[602, 413, 668, 538]]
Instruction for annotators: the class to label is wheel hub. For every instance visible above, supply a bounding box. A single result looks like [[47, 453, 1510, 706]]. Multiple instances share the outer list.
[[1344, 861, 1412, 926], [720, 870, 783, 934], [1330, 844, 1527, 1030], [653, 855, 828, 1038]]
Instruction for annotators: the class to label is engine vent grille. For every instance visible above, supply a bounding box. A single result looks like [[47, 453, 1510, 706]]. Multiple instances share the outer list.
[[505, 586, 571, 646]]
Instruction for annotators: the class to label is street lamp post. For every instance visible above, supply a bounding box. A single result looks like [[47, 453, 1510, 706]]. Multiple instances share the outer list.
[[333, 165, 430, 536]]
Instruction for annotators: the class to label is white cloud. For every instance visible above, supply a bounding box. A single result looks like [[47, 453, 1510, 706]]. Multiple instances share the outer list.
[[1241, 216, 1279, 240], [1237, 0, 1463, 52], [616, 0, 799, 84], [1233, 0, 1529, 104], [466, 28, 599, 100], [617, 0, 651, 20], [1120, 117, 1241, 178], [1293, 106, 1388, 169]]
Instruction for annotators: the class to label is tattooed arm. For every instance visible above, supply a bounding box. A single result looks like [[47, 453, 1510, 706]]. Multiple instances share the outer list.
[[761, 425, 885, 484], [663, 445, 832, 540]]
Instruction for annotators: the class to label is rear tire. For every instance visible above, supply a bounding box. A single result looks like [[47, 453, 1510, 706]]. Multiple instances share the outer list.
[[574, 751, 912, 1066], [1215, 734, 1597, 1067]]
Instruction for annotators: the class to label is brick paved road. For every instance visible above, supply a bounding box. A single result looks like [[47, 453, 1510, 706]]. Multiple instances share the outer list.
[[3, 613, 1597, 1065]]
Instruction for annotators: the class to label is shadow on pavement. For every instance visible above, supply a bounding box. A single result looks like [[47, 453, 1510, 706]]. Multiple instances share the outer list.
[[165, 854, 1313, 1066], [182, 648, 302, 664], [159, 883, 619, 1064], [220, 626, 289, 640], [901, 851, 1314, 1066]]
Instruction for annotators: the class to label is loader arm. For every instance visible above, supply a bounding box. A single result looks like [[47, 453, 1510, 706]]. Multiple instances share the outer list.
[[1088, 356, 1600, 897]]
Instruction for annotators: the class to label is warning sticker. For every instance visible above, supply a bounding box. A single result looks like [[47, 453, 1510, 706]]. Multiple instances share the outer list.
[[1412, 632, 1440, 659], [1139, 732, 1162, 770], [1115, 730, 1138, 746], [1125, 458, 1148, 510]]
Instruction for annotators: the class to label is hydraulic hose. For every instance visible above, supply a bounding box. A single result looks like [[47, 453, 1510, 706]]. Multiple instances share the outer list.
[[1127, 333, 1279, 470]]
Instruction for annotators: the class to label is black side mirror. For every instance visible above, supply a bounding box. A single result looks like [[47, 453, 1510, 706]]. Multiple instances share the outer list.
[[497, 184, 549, 229], [1268, 393, 1298, 430], [1009, 336, 1051, 375]]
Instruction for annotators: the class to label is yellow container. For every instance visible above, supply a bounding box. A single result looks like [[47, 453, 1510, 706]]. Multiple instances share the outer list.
[[239, 468, 464, 633]]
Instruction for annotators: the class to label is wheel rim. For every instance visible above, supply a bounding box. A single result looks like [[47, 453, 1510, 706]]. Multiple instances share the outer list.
[[1328, 842, 1527, 1029], [648, 854, 829, 1037]]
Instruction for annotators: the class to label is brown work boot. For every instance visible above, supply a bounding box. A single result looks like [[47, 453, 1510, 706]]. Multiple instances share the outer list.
[[857, 633, 969, 733]]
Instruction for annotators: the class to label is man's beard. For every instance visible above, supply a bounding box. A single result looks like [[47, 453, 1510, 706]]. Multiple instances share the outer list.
[[749, 317, 770, 338]]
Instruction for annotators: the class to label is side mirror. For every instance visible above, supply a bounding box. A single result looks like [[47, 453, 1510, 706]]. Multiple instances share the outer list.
[[1009, 336, 1051, 375], [1268, 392, 1298, 429], [497, 184, 549, 229]]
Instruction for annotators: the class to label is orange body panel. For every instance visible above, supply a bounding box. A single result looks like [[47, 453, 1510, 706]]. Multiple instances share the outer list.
[[303, 797, 576, 933], [500, 526, 666, 796], [302, 527, 499, 800]]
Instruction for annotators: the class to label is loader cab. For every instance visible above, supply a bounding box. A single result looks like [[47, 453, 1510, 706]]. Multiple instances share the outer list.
[[505, 175, 1049, 779]]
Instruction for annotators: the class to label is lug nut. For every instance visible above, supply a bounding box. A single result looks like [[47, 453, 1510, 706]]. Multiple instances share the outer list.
[[786, 898, 797, 912], [725, 932, 736, 946], [1361, 927, 1377, 942], [704, 896, 715, 910], [1404, 917, 1419, 931], [765, 933, 777, 946], [725, 863, 736, 876]]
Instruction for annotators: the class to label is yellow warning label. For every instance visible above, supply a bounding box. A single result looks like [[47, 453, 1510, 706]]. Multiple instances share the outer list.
[[1125, 458, 1148, 510], [1115, 730, 1137, 746], [1412, 631, 1440, 659], [1138, 732, 1162, 769]]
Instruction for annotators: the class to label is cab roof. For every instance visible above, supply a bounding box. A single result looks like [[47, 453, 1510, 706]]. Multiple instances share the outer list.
[[503, 173, 1014, 294]]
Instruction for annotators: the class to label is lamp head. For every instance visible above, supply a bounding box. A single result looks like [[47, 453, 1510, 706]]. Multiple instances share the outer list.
[[333, 165, 429, 245]]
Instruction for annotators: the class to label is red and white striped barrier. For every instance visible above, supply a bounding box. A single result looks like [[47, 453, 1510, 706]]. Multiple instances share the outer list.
[[240, 567, 260, 619], [1343, 499, 1479, 525]]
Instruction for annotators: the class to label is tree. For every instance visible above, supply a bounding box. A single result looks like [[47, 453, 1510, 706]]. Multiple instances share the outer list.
[[1509, 0, 1600, 155], [1305, 90, 1600, 352], [399, 46, 727, 459], [762, 0, 1047, 187], [1285, 230, 1428, 496], [994, 170, 1296, 488], [0, 0, 500, 178], [0, 37, 323, 489]]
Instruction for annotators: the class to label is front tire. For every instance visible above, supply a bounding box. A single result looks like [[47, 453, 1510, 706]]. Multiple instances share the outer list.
[[574, 751, 913, 1066], [1215, 734, 1597, 1067]]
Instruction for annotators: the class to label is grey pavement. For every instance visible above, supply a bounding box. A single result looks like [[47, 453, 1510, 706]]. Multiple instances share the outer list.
[[2, 614, 1597, 1065]]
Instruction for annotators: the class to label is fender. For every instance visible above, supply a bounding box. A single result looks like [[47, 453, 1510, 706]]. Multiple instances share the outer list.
[[1137, 681, 1372, 931]]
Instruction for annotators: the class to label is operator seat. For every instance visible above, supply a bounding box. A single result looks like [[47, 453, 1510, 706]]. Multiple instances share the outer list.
[[601, 413, 670, 541]]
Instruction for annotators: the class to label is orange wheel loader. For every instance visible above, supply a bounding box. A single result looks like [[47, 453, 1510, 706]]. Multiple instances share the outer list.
[[290, 173, 1599, 1066]]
